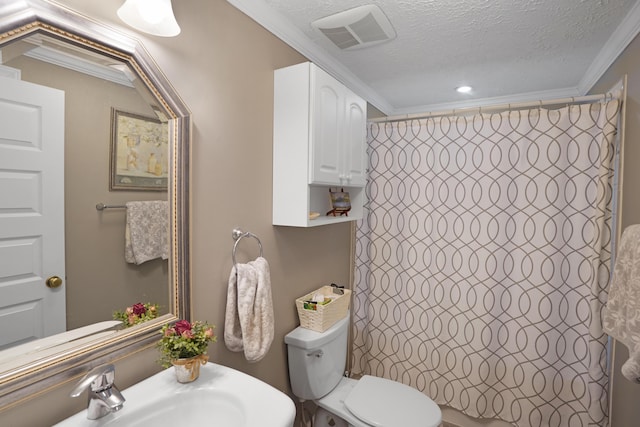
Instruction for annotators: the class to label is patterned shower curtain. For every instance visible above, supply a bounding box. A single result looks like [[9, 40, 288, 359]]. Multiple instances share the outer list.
[[352, 98, 621, 427]]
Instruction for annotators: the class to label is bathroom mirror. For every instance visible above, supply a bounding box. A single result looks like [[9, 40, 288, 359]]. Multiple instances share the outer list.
[[0, 0, 190, 406]]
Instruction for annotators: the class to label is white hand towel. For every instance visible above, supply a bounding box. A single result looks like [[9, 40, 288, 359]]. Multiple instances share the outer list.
[[224, 257, 274, 362], [603, 224, 640, 382], [124, 201, 169, 265], [622, 349, 640, 384]]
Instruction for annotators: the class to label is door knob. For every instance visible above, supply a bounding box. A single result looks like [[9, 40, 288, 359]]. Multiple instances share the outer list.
[[46, 276, 63, 288]]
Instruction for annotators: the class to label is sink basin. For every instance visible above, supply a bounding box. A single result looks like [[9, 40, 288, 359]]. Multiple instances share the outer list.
[[54, 362, 295, 427]]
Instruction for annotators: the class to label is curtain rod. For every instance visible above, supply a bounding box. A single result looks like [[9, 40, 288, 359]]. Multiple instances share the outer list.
[[370, 92, 616, 123]]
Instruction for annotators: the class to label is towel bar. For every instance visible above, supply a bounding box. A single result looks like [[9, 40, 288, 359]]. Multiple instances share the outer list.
[[96, 203, 127, 210], [231, 228, 263, 268]]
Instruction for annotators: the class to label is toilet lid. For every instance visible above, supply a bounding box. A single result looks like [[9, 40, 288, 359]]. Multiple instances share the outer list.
[[344, 375, 441, 427]]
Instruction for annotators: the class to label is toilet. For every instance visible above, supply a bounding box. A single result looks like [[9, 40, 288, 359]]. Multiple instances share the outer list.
[[285, 313, 442, 427]]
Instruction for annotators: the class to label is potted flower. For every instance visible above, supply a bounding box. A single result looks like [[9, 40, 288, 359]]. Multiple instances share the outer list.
[[113, 302, 159, 327], [157, 319, 216, 382]]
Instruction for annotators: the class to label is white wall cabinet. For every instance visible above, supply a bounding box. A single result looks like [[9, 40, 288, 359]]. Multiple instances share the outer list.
[[273, 62, 367, 227], [309, 66, 367, 187]]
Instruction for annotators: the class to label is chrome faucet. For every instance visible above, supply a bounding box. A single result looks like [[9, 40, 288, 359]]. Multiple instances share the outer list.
[[70, 364, 125, 420]]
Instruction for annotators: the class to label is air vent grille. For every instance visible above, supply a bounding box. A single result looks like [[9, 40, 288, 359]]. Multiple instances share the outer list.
[[312, 5, 396, 50], [350, 12, 389, 43], [319, 27, 360, 50]]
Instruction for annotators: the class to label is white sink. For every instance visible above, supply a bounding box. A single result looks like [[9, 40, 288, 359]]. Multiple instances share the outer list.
[[54, 362, 295, 427]]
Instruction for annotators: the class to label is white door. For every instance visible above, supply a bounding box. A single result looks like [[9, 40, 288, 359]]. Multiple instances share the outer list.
[[0, 75, 66, 349]]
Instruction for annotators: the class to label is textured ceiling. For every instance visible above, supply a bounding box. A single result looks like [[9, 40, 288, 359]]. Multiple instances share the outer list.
[[232, 0, 640, 115]]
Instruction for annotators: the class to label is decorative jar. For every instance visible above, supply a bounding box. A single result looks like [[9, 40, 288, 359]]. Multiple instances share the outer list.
[[171, 354, 209, 383]]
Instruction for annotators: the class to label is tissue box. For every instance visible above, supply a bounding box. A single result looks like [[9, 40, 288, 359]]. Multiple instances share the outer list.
[[295, 285, 351, 332]]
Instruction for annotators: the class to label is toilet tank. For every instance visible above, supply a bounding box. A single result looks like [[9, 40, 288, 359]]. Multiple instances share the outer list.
[[284, 314, 349, 400]]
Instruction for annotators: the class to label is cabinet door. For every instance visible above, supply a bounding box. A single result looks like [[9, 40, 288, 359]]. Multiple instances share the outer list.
[[309, 67, 343, 185], [344, 91, 367, 187]]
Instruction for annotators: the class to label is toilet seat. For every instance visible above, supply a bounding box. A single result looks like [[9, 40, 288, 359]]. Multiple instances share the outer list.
[[344, 376, 441, 427], [316, 376, 441, 427]]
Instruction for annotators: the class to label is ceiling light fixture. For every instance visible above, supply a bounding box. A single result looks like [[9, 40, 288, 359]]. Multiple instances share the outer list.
[[117, 0, 181, 37], [456, 85, 473, 94]]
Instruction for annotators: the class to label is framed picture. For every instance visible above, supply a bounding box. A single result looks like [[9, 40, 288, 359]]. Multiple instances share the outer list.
[[110, 108, 169, 191], [327, 188, 351, 217]]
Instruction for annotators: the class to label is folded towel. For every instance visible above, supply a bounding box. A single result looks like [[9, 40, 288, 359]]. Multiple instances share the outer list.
[[124, 201, 169, 265], [224, 257, 274, 362], [603, 224, 640, 382]]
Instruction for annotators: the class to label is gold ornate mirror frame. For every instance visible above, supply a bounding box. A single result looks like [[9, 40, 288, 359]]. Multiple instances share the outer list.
[[0, 0, 190, 407]]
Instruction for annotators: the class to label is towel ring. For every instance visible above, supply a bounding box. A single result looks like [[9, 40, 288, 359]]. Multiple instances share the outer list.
[[231, 228, 263, 268]]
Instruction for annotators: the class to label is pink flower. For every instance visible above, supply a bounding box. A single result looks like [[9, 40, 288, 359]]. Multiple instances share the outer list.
[[157, 319, 216, 368], [174, 320, 191, 335], [132, 303, 147, 315], [128, 314, 137, 325]]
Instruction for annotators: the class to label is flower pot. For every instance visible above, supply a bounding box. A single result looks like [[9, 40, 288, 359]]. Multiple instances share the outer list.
[[171, 354, 209, 383]]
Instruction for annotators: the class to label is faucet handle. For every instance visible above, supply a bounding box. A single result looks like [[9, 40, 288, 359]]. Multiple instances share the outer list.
[[70, 364, 116, 397]]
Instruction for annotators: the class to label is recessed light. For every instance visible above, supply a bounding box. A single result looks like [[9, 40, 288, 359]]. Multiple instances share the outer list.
[[456, 85, 472, 94]]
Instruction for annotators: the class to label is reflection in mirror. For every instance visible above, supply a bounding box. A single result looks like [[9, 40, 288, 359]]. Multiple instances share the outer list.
[[0, 33, 170, 352], [0, 0, 190, 408]]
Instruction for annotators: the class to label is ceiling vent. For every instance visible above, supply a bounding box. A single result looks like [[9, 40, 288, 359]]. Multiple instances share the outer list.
[[311, 5, 396, 50]]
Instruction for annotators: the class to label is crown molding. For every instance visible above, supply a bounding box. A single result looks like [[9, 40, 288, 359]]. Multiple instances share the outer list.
[[23, 45, 134, 87], [578, 0, 640, 95], [227, 0, 640, 117], [389, 86, 582, 116], [226, 0, 393, 114]]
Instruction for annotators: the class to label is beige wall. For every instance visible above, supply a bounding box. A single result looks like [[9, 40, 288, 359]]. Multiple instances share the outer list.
[[5, 1, 638, 426], [7, 56, 169, 329], [591, 32, 640, 427], [1, 0, 352, 425]]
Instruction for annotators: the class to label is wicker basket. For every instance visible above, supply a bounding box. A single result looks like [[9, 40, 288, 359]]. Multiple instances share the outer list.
[[295, 286, 351, 332]]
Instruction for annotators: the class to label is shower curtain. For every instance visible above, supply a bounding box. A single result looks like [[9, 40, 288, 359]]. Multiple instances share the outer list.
[[352, 98, 621, 427]]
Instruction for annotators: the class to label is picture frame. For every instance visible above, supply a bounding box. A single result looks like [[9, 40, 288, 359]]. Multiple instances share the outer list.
[[110, 108, 169, 191]]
